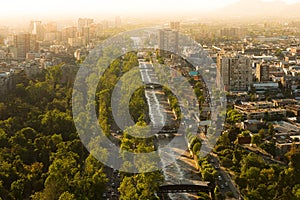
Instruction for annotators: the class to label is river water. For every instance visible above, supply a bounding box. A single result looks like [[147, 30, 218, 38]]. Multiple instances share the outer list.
[[139, 61, 200, 200]]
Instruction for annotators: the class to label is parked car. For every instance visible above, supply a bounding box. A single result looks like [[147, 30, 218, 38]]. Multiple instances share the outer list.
[[218, 175, 222, 181]]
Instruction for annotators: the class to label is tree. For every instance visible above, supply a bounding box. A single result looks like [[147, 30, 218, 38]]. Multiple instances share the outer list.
[[289, 151, 300, 183], [258, 129, 266, 138], [245, 167, 261, 189], [198, 192, 211, 200], [251, 134, 262, 146], [241, 153, 265, 174], [240, 130, 251, 137], [235, 176, 247, 189], [268, 124, 275, 136], [214, 186, 224, 200], [9, 131, 35, 164], [226, 109, 243, 124], [119, 176, 139, 200], [227, 126, 240, 142], [0, 103, 8, 120], [292, 184, 300, 199], [10, 179, 25, 200], [260, 141, 276, 156], [0, 128, 9, 148], [58, 191, 75, 200], [40, 109, 75, 139], [247, 189, 264, 200], [201, 169, 214, 182], [221, 157, 233, 168], [193, 142, 202, 154], [260, 168, 276, 184], [42, 156, 79, 200]]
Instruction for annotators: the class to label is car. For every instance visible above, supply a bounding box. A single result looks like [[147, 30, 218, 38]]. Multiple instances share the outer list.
[[218, 175, 222, 181], [214, 165, 220, 169], [225, 182, 229, 187], [102, 193, 107, 197], [220, 184, 224, 189], [111, 192, 117, 197]]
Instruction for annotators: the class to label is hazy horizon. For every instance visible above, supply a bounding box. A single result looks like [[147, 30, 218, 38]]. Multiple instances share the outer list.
[[2, 0, 300, 26]]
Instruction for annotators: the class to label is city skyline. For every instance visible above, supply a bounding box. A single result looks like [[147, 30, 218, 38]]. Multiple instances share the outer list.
[[1, 1, 300, 199], [2, 0, 300, 25]]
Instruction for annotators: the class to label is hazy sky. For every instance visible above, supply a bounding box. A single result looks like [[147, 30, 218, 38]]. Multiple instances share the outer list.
[[1, 0, 300, 23]]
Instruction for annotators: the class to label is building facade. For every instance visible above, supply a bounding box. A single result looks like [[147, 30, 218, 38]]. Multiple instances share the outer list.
[[13, 33, 33, 60], [256, 63, 270, 82], [170, 21, 180, 31], [217, 54, 252, 91], [158, 29, 179, 57]]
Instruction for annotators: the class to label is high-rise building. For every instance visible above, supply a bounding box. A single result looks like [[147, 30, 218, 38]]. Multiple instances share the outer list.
[[89, 23, 103, 39], [256, 63, 270, 82], [44, 22, 60, 42], [81, 26, 90, 44], [44, 32, 61, 42], [115, 16, 122, 28], [158, 29, 179, 57], [45, 22, 57, 32], [220, 27, 241, 39], [29, 21, 45, 41], [217, 54, 252, 91], [78, 18, 94, 31], [68, 37, 84, 47], [62, 27, 77, 41], [101, 20, 109, 29], [13, 33, 32, 60], [170, 21, 180, 31]]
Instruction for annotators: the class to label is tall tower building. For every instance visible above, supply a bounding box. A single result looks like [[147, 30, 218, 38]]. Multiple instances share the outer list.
[[29, 21, 45, 41], [220, 27, 241, 39], [62, 27, 77, 41], [78, 18, 94, 31], [255, 63, 270, 82], [45, 22, 57, 32], [217, 54, 252, 91], [158, 29, 179, 57], [170, 21, 180, 31], [115, 16, 122, 28], [82, 26, 90, 44], [14, 33, 31, 60]]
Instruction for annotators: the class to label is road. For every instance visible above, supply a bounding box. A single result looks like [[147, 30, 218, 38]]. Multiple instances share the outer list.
[[210, 153, 242, 200]]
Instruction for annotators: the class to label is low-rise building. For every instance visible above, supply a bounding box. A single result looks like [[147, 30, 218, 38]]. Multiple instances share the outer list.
[[286, 105, 300, 122], [241, 120, 265, 132], [235, 103, 286, 120], [253, 82, 279, 94], [273, 133, 300, 157], [273, 99, 298, 107]]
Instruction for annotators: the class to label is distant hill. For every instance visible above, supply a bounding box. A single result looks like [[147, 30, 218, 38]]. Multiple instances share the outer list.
[[215, 0, 300, 18]]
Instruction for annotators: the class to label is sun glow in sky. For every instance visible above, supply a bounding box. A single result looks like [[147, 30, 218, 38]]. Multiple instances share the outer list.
[[1, 0, 300, 21]]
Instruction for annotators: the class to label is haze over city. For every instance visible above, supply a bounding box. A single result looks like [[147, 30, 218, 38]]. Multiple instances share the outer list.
[[1, 0, 300, 200], [2, 0, 300, 25]]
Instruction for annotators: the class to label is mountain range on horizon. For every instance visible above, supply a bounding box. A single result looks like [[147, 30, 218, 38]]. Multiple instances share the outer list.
[[214, 0, 300, 18], [2, 0, 300, 26]]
